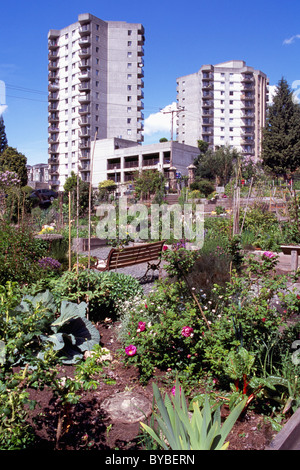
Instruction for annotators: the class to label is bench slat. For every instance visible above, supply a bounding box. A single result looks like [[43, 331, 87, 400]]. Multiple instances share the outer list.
[[96, 241, 165, 272]]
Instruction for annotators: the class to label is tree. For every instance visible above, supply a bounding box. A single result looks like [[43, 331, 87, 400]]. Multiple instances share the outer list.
[[133, 169, 166, 201], [64, 172, 91, 217], [0, 146, 27, 186], [261, 78, 300, 178], [98, 179, 117, 201], [0, 116, 8, 155], [194, 145, 239, 185]]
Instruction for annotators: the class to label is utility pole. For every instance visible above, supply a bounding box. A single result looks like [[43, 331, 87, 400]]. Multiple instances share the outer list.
[[161, 106, 184, 167]]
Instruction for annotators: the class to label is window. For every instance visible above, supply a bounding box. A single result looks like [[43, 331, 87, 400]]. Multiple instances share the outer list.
[[128, 30, 132, 36], [128, 41, 132, 46], [127, 96, 132, 102], [127, 52, 132, 57]]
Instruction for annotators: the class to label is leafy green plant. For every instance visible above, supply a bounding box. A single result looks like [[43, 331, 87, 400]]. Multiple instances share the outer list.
[[49, 269, 143, 321], [140, 380, 246, 450]]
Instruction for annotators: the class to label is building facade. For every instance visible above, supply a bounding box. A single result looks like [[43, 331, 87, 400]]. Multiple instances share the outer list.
[[91, 137, 199, 194], [27, 164, 49, 189], [48, 13, 145, 191], [176, 60, 269, 161]]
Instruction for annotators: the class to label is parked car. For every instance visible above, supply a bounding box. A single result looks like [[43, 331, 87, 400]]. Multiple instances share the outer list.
[[29, 189, 58, 203]]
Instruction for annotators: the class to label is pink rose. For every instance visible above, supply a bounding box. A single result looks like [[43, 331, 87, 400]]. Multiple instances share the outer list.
[[263, 251, 275, 259], [163, 245, 168, 251], [125, 345, 137, 356], [181, 326, 194, 337], [137, 321, 146, 332]]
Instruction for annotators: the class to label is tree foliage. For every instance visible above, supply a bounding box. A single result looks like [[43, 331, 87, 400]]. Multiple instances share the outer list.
[[194, 145, 240, 185], [133, 169, 166, 201], [261, 78, 300, 177], [63, 171, 91, 216], [0, 146, 27, 187], [0, 116, 8, 155]]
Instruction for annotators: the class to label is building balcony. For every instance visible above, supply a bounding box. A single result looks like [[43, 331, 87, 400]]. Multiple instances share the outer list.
[[48, 51, 59, 60], [79, 82, 90, 92], [48, 40, 59, 50], [48, 71, 58, 80], [49, 179, 60, 186], [79, 59, 91, 69], [48, 155, 59, 163], [202, 100, 214, 108], [202, 82, 213, 90], [78, 72, 91, 81], [79, 152, 90, 160], [49, 145, 59, 153], [202, 72, 213, 80], [202, 128, 213, 135], [78, 93, 91, 104], [241, 102, 254, 109], [242, 75, 254, 83], [124, 160, 139, 169], [78, 116, 91, 126], [79, 24, 91, 35], [48, 167, 59, 175], [138, 67, 144, 78], [79, 49, 91, 59], [142, 158, 159, 167], [48, 125, 59, 133], [79, 140, 91, 149], [48, 104, 59, 113], [203, 91, 213, 98], [48, 81, 59, 92], [79, 37, 91, 47], [49, 114, 59, 123], [49, 61, 59, 70], [107, 161, 121, 170], [49, 92, 59, 101], [48, 136, 59, 144], [79, 129, 90, 137], [137, 100, 144, 110], [79, 105, 91, 115], [241, 94, 255, 100], [80, 164, 90, 172]]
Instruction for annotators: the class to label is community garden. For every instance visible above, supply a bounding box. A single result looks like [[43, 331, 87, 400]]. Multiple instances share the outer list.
[[1, 164, 300, 451]]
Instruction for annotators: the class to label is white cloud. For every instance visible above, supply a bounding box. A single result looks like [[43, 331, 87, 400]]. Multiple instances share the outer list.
[[283, 34, 300, 45], [268, 85, 277, 104], [0, 105, 8, 116], [144, 102, 177, 137]]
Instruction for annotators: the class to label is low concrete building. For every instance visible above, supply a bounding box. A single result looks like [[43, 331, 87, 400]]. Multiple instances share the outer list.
[[91, 138, 199, 194]]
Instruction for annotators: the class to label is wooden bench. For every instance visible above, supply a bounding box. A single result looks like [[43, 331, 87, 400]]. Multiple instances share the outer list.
[[280, 245, 300, 272], [94, 240, 166, 282]]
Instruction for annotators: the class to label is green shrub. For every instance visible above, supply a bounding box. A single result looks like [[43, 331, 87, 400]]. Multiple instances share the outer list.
[[0, 221, 47, 285], [49, 269, 143, 322]]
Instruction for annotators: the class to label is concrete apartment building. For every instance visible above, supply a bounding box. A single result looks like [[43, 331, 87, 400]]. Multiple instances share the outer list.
[[176, 60, 269, 161], [27, 164, 49, 189], [48, 13, 145, 191], [91, 137, 200, 194]]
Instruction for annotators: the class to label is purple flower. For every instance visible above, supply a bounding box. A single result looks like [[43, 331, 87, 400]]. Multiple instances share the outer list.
[[125, 345, 137, 356]]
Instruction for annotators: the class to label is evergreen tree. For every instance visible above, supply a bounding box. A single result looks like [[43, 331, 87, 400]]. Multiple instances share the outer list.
[[0, 116, 8, 155], [261, 78, 300, 178]]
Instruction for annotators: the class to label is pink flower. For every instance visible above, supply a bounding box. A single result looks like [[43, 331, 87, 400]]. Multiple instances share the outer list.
[[137, 321, 146, 332], [262, 318, 266, 323], [171, 385, 181, 396], [263, 251, 275, 259], [125, 345, 137, 356], [163, 245, 168, 251], [181, 326, 194, 337]]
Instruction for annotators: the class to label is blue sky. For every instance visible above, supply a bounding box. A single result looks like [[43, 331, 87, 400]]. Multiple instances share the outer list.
[[1, 0, 300, 165]]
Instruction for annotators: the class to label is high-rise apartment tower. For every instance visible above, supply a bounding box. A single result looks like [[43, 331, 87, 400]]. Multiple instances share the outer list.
[[48, 13, 145, 190], [176, 60, 269, 161]]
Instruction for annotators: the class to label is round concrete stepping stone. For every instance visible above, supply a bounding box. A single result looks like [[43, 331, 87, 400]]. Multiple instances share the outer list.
[[101, 391, 152, 423]]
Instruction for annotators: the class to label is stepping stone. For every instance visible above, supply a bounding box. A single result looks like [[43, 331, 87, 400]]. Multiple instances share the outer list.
[[101, 391, 152, 424]]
